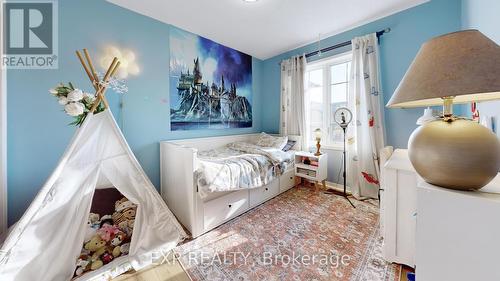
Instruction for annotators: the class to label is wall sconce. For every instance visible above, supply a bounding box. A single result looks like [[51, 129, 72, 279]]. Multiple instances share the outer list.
[[100, 46, 140, 79]]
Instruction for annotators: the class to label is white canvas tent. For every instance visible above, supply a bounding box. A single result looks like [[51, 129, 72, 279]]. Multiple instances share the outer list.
[[0, 109, 187, 281]]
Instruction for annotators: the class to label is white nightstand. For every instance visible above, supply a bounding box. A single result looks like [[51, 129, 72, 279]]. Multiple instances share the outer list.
[[381, 149, 416, 268], [416, 174, 500, 281], [294, 151, 328, 191]]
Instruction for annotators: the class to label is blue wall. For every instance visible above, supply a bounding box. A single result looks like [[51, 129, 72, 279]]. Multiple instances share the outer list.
[[7, 0, 480, 224], [6, 0, 263, 225], [462, 0, 500, 43], [261, 0, 462, 149], [462, 0, 500, 136]]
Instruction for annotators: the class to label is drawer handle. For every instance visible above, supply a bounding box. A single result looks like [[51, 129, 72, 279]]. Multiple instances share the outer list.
[[228, 204, 232, 208], [290, 177, 293, 180], [265, 188, 269, 191]]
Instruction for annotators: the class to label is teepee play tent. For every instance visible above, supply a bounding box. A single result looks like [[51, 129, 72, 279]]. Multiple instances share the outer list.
[[0, 50, 187, 281]]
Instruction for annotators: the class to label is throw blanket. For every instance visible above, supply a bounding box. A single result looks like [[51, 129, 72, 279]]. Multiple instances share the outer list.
[[196, 142, 294, 198]]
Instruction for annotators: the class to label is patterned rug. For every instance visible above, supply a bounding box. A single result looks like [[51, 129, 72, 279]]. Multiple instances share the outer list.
[[174, 187, 401, 281]]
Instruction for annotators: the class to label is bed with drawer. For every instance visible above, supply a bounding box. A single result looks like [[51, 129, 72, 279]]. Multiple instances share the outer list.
[[160, 133, 300, 237]]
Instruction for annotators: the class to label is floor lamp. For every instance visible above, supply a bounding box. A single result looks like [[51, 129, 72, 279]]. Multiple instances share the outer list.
[[325, 107, 355, 208]]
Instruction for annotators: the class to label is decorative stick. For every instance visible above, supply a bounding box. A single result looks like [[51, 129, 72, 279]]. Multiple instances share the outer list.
[[90, 60, 120, 113], [75, 48, 122, 114], [93, 57, 118, 101], [103, 58, 118, 81], [76, 50, 98, 90], [83, 49, 100, 88], [96, 59, 119, 109]]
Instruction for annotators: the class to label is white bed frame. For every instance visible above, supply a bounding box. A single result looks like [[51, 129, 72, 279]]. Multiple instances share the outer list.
[[160, 133, 301, 237]]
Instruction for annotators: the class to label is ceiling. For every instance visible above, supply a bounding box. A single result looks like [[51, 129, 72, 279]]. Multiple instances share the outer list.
[[107, 0, 429, 60]]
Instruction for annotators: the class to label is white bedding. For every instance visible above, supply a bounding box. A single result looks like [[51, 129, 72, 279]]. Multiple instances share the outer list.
[[195, 142, 295, 198]]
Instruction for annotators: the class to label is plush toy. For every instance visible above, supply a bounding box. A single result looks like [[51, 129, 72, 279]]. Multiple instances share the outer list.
[[118, 221, 133, 237], [97, 224, 121, 242], [111, 231, 126, 247], [84, 235, 106, 253], [84, 213, 100, 242], [74, 254, 91, 277], [90, 258, 103, 271], [111, 231, 127, 257], [120, 243, 130, 255], [99, 215, 114, 228], [102, 252, 114, 265], [84, 235, 107, 271], [114, 197, 136, 213], [112, 198, 137, 229], [88, 213, 100, 228]]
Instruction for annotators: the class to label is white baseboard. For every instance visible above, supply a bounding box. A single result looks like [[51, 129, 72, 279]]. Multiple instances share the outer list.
[[325, 181, 353, 195], [301, 179, 352, 195]]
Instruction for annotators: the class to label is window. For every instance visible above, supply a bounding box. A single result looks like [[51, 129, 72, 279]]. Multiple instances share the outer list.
[[305, 52, 351, 149]]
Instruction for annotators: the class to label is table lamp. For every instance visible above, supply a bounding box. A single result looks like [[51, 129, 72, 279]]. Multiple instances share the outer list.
[[314, 128, 322, 156], [387, 30, 500, 191]]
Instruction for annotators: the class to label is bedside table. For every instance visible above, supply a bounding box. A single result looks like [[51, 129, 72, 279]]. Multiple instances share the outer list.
[[416, 174, 500, 281], [294, 151, 328, 191]]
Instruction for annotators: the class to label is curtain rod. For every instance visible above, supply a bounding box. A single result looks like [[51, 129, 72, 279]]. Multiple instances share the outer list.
[[279, 28, 391, 65]]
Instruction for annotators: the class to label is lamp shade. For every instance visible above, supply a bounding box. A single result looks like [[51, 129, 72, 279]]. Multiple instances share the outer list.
[[387, 30, 500, 108], [314, 128, 322, 140]]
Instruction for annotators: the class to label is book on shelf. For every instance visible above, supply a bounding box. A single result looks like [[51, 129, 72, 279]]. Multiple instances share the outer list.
[[297, 168, 317, 177]]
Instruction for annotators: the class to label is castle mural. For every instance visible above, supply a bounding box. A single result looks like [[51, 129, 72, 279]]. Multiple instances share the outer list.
[[169, 27, 253, 130]]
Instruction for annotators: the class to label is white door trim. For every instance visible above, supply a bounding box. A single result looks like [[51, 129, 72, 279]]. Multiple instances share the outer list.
[[0, 0, 8, 235]]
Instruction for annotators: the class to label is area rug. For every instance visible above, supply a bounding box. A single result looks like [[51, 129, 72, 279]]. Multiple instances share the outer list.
[[174, 187, 401, 281]]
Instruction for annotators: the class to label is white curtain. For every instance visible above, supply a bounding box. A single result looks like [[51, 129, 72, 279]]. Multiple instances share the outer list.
[[347, 33, 386, 199], [280, 55, 306, 149]]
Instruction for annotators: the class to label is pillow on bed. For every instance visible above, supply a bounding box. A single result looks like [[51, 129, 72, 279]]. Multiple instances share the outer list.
[[282, 140, 297, 152], [256, 133, 288, 150]]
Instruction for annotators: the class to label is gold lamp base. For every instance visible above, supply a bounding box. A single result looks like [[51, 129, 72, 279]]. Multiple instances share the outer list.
[[315, 139, 321, 156], [408, 119, 500, 191]]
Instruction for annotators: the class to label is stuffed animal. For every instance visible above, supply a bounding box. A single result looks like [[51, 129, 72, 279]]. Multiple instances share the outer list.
[[120, 243, 130, 255], [90, 258, 103, 271], [84, 235, 107, 270], [99, 215, 114, 228], [112, 198, 137, 229], [101, 252, 114, 265], [97, 224, 121, 242], [84, 213, 101, 242], [74, 254, 91, 277], [114, 197, 135, 213], [118, 221, 133, 237], [84, 235, 106, 253], [110, 231, 127, 257], [88, 213, 100, 228], [111, 231, 126, 246]]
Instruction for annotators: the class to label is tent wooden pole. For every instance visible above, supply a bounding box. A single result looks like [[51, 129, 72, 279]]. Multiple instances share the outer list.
[[77, 49, 109, 110], [99, 59, 120, 106], [83, 49, 100, 87], [76, 51, 98, 91], [76, 48, 121, 114], [93, 57, 118, 109], [99, 60, 120, 100], [89, 59, 120, 113]]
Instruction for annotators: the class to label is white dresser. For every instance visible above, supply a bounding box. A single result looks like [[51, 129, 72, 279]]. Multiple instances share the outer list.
[[416, 174, 500, 281], [380, 149, 416, 267]]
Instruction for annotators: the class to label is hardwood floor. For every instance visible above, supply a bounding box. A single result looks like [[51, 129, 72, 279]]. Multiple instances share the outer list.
[[112, 256, 190, 281]]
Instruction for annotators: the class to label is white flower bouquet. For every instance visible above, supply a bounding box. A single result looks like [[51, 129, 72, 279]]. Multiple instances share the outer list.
[[50, 83, 104, 126]]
